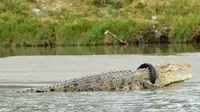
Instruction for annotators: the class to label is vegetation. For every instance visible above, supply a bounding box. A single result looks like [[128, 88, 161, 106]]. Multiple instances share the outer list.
[[0, 0, 200, 47]]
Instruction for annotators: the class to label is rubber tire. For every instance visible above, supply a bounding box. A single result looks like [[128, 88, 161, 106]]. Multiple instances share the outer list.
[[137, 63, 157, 84]]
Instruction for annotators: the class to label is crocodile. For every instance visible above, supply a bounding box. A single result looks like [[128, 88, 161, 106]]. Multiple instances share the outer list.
[[22, 63, 192, 93]]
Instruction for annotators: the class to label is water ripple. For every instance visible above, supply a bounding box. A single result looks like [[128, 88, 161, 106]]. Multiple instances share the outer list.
[[0, 83, 200, 112]]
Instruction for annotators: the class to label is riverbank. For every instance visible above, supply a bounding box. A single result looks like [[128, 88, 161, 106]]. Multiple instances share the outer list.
[[0, 0, 200, 47]]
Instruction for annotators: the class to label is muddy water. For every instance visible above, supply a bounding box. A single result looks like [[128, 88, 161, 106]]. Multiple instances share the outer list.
[[0, 45, 200, 111], [1, 44, 200, 57], [1, 84, 200, 112]]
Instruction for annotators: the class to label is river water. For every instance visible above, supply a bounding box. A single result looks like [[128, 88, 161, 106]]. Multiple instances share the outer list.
[[0, 44, 200, 112]]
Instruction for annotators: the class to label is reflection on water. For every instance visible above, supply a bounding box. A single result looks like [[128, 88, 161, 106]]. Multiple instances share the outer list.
[[0, 83, 200, 112], [1, 44, 200, 57]]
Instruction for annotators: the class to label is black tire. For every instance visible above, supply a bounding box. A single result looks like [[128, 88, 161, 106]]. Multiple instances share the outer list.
[[137, 63, 157, 84]]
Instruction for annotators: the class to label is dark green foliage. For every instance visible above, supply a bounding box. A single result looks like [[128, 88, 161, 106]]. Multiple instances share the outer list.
[[84, 19, 148, 44], [90, 0, 123, 9], [56, 19, 93, 45], [0, 0, 200, 46]]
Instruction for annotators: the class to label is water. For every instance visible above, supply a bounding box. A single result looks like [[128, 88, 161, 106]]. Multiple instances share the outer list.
[[0, 44, 200, 112], [1, 83, 200, 112], [1, 44, 200, 57]]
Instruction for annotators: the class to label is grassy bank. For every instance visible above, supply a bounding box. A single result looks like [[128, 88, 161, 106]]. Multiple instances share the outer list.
[[0, 0, 200, 47]]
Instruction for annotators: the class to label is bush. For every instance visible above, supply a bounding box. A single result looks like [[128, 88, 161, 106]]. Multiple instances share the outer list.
[[90, 0, 123, 9]]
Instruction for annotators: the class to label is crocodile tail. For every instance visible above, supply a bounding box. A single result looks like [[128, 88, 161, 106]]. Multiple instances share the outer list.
[[17, 88, 45, 93], [137, 63, 157, 84], [17, 86, 61, 93], [29, 84, 65, 93]]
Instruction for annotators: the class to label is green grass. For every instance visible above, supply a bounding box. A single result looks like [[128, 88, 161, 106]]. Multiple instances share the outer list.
[[167, 16, 200, 43], [0, 0, 200, 47]]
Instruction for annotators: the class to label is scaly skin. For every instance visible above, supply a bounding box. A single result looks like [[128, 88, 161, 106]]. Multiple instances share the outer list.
[[23, 63, 192, 93], [155, 62, 192, 86]]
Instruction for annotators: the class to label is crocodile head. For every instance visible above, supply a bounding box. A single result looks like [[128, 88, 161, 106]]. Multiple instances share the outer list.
[[155, 62, 192, 86], [133, 63, 192, 89]]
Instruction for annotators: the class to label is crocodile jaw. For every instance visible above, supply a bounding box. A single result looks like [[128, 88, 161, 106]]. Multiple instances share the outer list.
[[155, 73, 192, 86]]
